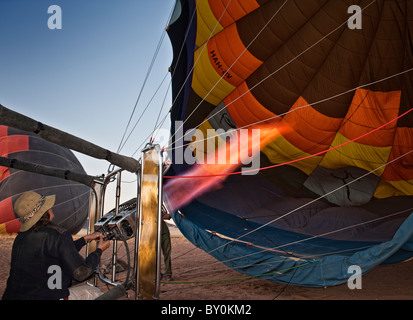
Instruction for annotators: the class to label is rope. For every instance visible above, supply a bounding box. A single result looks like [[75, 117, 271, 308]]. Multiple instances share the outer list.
[[169, 206, 412, 284], [115, 3, 175, 156], [164, 66, 413, 155], [118, 71, 170, 153], [126, 0, 231, 158], [175, 243, 377, 280], [169, 150, 413, 277], [167, 0, 378, 152], [167, 0, 289, 147], [128, 0, 233, 157], [10, 146, 84, 170], [205, 149, 413, 257], [164, 105, 413, 178], [141, 0, 413, 289], [129, 0, 200, 158], [162, 259, 318, 285]]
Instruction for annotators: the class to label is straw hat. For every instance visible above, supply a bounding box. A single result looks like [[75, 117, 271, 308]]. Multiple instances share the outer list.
[[15, 191, 56, 232]]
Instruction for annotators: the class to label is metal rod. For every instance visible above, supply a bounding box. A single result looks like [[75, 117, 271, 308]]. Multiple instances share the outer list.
[[100, 168, 124, 217], [111, 171, 122, 282], [133, 167, 142, 300], [155, 145, 163, 299], [0, 156, 96, 187], [135, 149, 145, 300], [0, 104, 140, 173], [86, 182, 104, 287], [93, 169, 128, 288]]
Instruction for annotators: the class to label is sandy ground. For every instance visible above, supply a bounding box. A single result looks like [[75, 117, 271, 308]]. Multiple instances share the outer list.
[[1, 224, 413, 301]]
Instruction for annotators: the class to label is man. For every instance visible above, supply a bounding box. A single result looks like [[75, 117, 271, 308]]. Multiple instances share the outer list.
[[2, 191, 110, 300], [161, 208, 173, 281]]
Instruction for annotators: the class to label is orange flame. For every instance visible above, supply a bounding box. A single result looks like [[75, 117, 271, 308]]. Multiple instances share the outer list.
[[164, 122, 286, 212]]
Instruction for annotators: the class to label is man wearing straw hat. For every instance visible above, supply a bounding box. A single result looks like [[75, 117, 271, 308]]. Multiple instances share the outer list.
[[2, 191, 110, 300]]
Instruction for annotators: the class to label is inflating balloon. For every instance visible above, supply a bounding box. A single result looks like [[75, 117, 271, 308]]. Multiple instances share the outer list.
[[165, 0, 413, 287], [0, 126, 90, 234]]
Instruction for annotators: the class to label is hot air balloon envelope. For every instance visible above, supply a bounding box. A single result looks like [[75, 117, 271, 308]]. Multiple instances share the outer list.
[[166, 0, 413, 286], [0, 126, 90, 234]]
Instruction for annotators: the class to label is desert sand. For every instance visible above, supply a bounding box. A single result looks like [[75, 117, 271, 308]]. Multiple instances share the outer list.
[[1, 224, 413, 301]]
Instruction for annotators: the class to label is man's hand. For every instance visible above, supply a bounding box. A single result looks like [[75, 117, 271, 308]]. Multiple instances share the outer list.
[[97, 235, 110, 251], [83, 232, 101, 242]]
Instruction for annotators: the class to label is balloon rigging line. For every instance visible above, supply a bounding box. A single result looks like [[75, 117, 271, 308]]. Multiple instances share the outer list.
[[166, 0, 377, 150], [165, 0, 378, 151], [129, 0, 231, 157], [116, 30, 167, 153], [163, 255, 383, 291], [266, 207, 413, 258], [167, 147, 412, 276], [175, 256, 295, 280], [173, 239, 375, 282], [95, 1, 410, 278], [149, 0, 201, 142], [115, 3, 175, 156], [175, 204, 413, 279], [134, 76, 412, 276], [164, 104, 413, 178], [134, 0, 234, 155], [129, 0, 377, 158], [151, 109, 172, 146], [167, 0, 289, 146], [151, 77, 173, 143], [137, 63, 412, 162], [128, 0, 201, 158], [134, 0, 285, 156], [11, 145, 85, 170], [0, 174, 92, 195], [199, 149, 413, 266], [163, 259, 316, 286], [1, 184, 90, 225], [56, 192, 91, 225], [52, 188, 91, 207], [120, 0, 411, 287], [134, 0, 310, 155], [152, 80, 171, 134], [165, 63, 413, 156], [174, 214, 382, 276], [165, 241, 394, 287], [162, 251, 382, 290], [175, 247, 307, 279], [166, 0, 234, 121], [117, 70, 170, 153], [129, 109, 171, 157]]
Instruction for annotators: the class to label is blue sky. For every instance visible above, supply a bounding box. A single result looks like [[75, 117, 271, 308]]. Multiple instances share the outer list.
[[0, 0, 176, 208]]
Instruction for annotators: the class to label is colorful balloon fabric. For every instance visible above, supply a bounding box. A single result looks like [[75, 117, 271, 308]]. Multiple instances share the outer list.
[[166, 0, 413, 286], [0, 126, 90, 234]]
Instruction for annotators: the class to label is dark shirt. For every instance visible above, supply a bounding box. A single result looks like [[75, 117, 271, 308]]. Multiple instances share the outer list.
[[2, 224, 102, 300]]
